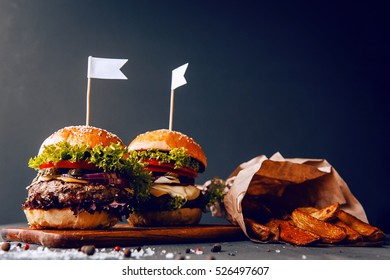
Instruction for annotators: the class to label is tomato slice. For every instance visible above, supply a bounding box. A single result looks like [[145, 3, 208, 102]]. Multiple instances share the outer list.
[[144, 159, 197, 178], [40, 160, 99, 171]]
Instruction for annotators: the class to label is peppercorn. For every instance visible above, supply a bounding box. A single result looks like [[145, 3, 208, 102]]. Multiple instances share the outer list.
[[211, 243, 222, 253], [1, 242, 10, 251], [123, 248, 131, 258], [81, 245, 95, 256]]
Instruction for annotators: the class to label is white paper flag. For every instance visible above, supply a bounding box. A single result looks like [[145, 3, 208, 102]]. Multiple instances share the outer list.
[[87, 56, 128, 80], [171, 63, 189, 90]]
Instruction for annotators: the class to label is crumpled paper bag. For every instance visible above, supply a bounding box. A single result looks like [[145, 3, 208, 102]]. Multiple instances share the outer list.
[[223, 152, 367, 239]]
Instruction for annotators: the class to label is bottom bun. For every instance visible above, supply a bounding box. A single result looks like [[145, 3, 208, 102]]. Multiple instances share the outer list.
[[24, 208, 119, 229], [127, 208, 202, 227]]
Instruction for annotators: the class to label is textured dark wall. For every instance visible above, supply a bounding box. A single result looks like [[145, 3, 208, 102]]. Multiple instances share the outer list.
[[0, 1, 389, 231]]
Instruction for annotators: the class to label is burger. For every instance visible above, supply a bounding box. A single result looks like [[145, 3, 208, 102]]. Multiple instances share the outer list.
[[22, 125, 151, 229], [127, 129, 207, 226]]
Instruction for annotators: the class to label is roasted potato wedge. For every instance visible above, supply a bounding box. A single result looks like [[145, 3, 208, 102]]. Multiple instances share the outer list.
[[265, 219, 280, 241], [337, 210, 385, 242], [333, 220, 363, 243], [244, 218, 270, 241], [297, 207, 318, 215], [291, 209, 347, 243], [298, 202, 340, 222], [275, 219, 320, 246], [309, 202, 339, 221]]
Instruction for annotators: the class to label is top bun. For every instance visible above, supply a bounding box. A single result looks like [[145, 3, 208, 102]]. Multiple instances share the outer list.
[[128, 129, 207, 169], [39, 125, 124, 154]]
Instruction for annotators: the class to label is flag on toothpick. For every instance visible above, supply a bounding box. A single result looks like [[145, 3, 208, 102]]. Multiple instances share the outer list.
[[85, 56, 128, 126], [171, 63, 189, 90], [87, 56, 128, 80], [169, 63, 189, 131]]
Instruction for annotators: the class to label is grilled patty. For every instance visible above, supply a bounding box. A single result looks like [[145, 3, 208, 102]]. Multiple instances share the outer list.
[[22, 180, 133, 218]]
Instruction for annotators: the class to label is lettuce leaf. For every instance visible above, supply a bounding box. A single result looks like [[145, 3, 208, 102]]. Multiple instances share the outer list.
[[133, 148, 200, 171]]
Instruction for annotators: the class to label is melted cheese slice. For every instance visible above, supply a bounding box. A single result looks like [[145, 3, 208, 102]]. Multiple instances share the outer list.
[[150, 184, 200, 201], [37, 175, 88, 184]]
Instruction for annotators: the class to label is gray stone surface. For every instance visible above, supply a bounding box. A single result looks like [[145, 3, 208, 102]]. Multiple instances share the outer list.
[[1, 223, 389, 260]]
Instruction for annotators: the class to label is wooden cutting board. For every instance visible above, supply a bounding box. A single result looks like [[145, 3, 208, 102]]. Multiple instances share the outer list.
[[1, 224, 247, 248]]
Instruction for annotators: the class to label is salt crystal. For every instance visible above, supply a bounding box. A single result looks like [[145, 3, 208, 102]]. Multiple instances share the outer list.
[[165, 252, 174, 259], [275, 249, 281, 253], [143, 248, 155, 257]]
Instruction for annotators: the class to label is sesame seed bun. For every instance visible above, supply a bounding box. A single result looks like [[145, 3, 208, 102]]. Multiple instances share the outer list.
[[24, 208, 118, 229], [38, 125, 125, 154], [128, 129, 207, 169]]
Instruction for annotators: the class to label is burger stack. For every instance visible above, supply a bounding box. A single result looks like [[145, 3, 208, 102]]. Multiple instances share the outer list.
[[22, 126, 211, 229], [22, 125, 151, 229]]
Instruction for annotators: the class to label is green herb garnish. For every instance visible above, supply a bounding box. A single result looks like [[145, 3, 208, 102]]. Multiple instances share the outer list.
[[202, 177, 226, 209]]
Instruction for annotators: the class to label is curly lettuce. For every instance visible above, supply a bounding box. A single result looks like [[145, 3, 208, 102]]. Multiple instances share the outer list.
[[132, 148, 200, 171]]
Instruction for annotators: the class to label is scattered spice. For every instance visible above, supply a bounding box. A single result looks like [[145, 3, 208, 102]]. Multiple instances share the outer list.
[[211, 243, 222, 253], [114, 246, 121, 252], [81, 245, 96, 256], [123, 248, 131, 258], [195, 248, 203, 255], [24, 244, 30, 250], [1, 242, 10, 252], [165, 252, 174, 259]]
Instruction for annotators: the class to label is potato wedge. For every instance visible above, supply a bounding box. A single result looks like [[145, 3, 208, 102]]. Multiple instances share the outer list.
[[291, 209, 347, 243], [333, 220, 363, 243], [310, 203, 340, 221], [337, 210, 385, 242], [265, 219, 280, 241], [276, 219, 320, 246], [298, 203, 340, 222], [244, 218, 270, 241], [297, 207, 318, 215]]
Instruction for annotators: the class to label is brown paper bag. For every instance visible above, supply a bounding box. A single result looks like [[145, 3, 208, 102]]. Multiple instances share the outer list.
[[223, 152, 367, 239]]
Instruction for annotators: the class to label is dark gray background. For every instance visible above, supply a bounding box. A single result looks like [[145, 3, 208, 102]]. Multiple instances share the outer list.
[[1, 1, 389, 231]]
